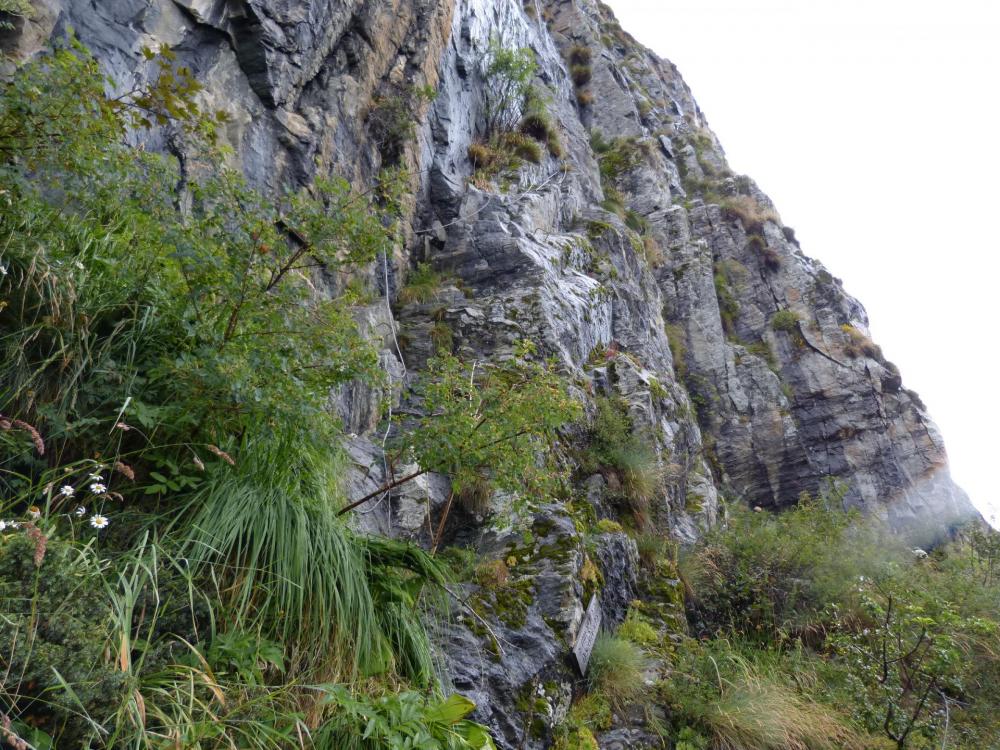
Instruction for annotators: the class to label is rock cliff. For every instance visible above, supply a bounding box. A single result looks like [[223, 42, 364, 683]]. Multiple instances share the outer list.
[[3, 0, 978, 747]]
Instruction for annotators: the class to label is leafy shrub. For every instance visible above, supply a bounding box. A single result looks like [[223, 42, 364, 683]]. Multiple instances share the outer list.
[[675, 486, 1000, 749], [681, 494, 889, 640], [482, 41, 536, 136], [0, 535, 126, 746], [314, 689, 497, 750], [0, 39, 512, 748], [585, 397, 664, 519]]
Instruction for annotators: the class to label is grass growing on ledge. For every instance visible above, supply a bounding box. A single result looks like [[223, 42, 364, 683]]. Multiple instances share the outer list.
[[721, 195, 781, 233], [841, 323, 882, 360], [398, 262, 446, 305], [587, 633, 648, 710], [770, 309, 801, 333]]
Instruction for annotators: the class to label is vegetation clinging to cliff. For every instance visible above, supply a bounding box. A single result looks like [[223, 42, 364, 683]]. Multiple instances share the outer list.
[[0, 39, 582, 748]]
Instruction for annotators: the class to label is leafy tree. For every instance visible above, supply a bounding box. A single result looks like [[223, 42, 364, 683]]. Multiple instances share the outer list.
[[481, 40, 537, 136], [340, 341, 580, 525]]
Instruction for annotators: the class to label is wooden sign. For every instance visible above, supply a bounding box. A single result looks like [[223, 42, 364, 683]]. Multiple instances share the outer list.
[[572, 595, 602, 675]]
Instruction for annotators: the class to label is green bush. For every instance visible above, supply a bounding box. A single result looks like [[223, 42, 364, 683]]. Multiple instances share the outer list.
[[313, 689, 497, 750], [0, 535, 126, 746], [585, 397, 663, 519], [770, 309, 801, 333], [482, 41, 536, 136], [677, 497, 1000, 748]]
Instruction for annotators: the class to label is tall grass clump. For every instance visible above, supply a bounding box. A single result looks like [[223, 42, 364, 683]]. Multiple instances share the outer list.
[[398, 262, 446, 305], [183, 437, 446, 683], [584, 396, 664, 521], [664, 640, 872, 750], [587, 633, 648, 710]]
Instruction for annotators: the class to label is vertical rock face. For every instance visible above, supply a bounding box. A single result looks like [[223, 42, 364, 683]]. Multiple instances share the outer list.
[[4, 0, 978, 746]]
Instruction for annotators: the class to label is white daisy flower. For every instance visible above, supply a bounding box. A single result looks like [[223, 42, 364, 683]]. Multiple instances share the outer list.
[[27, 506, 41, 520], [0, 520, 7, 531], [90, 514, 109, 530], [74, 506, 87, 517], [89, 482, 107, 495], [60, 485, 75, 497], [88, 472, 104, 482], [7, 521, 19, 529]]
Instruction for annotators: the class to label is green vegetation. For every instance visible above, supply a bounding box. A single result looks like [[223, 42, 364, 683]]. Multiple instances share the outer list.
[[667, 496, 1000, 749], [566, 45, 594, 102], [469, 42, 562, 182], [366, 81, 436, 163], [582, 397, 663, 524], [0, 0, 30, 27], [398, 261, 446, 305], [0, 40, 585, 748], [771, 308, 802, 333], [713, 260, 746, 336], [571, 64, 593, 86], [519, 100, 563, 158], [482, 40, 536, 136], [587, 633, 648, 709]]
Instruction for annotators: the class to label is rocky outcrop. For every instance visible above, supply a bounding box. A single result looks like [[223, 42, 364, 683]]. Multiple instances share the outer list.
[[3, 0, 978, 746]]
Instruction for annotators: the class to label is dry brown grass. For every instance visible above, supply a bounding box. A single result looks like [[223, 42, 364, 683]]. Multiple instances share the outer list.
[[705, 679, 872, 750], [721, 195, 781, 233], [841, 324, 881, 360]]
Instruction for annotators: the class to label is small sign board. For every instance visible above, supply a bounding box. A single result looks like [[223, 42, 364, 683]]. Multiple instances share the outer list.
[[572, 595, 602, 675]]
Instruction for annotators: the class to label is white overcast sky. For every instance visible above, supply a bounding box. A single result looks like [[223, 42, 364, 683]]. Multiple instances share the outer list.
[[605, 0, 1000, 526]]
